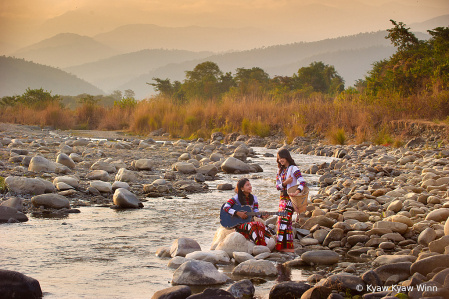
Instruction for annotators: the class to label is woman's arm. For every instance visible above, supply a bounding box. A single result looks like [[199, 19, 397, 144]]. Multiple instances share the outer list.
[[292, 166, 306, 191], [276, 172, 283, 190], [223, 198, 237, 215]]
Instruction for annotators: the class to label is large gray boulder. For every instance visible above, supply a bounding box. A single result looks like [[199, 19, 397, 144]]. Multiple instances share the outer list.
[[31, 194, 70, 209], [0, 206, 28, 223], [170, 237, 202, 257], [86, 170, 109, 181], [172, 260, 231, 285], [221, 157, 250, 174], [185, 251, 219, 264], [174, 162, 196, 174], [226, 279, 255, 299], [53, 176, 79, 188], [113, 188, 141, 208], [215, 232, 250, 256], [90, 181, 112, 193], [28, 156, 68, 173], [5, 176, 46, 195]]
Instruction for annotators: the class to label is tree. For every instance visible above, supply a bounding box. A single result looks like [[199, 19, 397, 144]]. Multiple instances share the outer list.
[[110, 90, 122, 101], [293, 62, 344, 95], [18, 88, 62, 108], [183, 61, 224, 100], [386, 20, 420, 53], [124, 89, 135, 99], [148, 78, 175, 96]]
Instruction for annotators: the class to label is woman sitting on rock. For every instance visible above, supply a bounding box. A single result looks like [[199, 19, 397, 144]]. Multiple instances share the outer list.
[[223, 178, 272, 246]]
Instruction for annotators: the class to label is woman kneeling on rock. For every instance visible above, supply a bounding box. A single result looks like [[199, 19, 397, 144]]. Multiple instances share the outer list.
[[223, 178, 272, 246]]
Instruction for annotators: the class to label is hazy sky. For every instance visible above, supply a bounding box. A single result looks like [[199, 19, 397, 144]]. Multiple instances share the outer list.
[[1, 0, 448, 49]]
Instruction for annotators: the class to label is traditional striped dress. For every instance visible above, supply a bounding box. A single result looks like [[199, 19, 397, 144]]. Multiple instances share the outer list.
[[275, 166, 306, 250], [223, 194, 271, 246]]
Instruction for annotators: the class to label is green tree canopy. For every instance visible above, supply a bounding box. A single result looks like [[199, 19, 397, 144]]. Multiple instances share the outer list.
[[293, 62, 345, 95]]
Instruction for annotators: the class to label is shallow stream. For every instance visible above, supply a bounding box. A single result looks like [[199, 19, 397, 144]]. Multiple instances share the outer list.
[[1, 147, 334, 298]]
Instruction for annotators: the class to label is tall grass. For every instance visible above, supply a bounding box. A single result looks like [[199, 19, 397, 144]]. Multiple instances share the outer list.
[[1, 89, 448, 142]]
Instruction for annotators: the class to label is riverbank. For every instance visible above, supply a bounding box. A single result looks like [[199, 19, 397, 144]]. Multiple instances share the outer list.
[[1, 123, 449, 299]]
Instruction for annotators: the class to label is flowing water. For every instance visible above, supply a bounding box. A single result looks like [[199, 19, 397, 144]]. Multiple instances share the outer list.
[[1, 147, 334, 298]]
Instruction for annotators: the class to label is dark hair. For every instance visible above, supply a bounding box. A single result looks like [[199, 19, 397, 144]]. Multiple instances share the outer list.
[[234, 178, 254, 206], [277, 148, 296, 173]]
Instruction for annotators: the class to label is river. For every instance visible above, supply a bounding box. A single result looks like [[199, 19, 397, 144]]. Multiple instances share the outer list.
[[1, 147, 335, 298]]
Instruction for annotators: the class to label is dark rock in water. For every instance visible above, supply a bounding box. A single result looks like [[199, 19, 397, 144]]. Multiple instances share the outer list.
[[186, 288, 235, 299], [151, 285, 191, 299], [226, 279, 255, 299], [0, 269, 42, 299], [269, 281, 311, 299], [217, 183, 233, 191], [0, 206, 28, 223], [263, 153, 274, 157]]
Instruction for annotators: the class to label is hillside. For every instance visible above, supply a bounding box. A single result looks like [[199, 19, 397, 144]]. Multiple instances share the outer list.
[[409, 14, 449, 33], [63, 49, 213, 93], [0, 56, 104, 97], [92, 24, 296, 53], [117, 31, 407, 99], [11, 33, 121, 68]]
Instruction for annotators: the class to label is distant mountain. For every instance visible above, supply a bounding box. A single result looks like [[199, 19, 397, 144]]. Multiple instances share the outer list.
[[10, 33, 121, 68], [409, 14, 449, 33], [63, 49, 213, 93], [117, 31, 402, 99], [0, 56, 104, 97], [92, 24, 298, 53]]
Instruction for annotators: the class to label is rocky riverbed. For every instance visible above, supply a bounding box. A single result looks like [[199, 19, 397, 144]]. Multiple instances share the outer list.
[[1, 123, 449, 299]]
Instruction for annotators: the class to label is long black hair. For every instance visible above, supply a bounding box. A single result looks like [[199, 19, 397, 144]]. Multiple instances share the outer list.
[[235, 178, 254, 206], [277, 148, 296, 173]]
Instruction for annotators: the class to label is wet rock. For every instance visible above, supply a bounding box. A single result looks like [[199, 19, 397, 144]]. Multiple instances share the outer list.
[[56, 153, 75, 169], [112, 188, 141, 208], [0, 197, 23, 211], [301, 250, 339, 265], [0, 269, 42, 299], [232, 259, 277, 276], [221, 157, 250, 174], [0, 206, 28, 223], [269, 281, 311, 299], [151, 285, 191, 299], [31, 194, 70, 209], [5, 176, 46, 195], [171, 237, 202, 257], [172, 260, 231, 285], [226, 279, 255, 299]]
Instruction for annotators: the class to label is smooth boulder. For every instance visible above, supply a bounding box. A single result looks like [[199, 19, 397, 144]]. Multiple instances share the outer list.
[[221, 157, 250, 174], [172, 260, 231, 285], [5, 176, 46, 195], [112, 188, 141, 208], [31, 194, 70, 209], [0, 269, 42, 299], [171, 238, 202, 257], [301, 250, 340, 265], [232, 259, 277, 276], [0, 206, 28, 223]]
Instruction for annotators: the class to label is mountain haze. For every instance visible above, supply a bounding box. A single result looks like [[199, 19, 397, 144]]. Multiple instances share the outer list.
[[117, 31, 405, 99], [10, 33, 121, 68], [63, 49, 214, 93], [409, 14, 449, 33], [0, 56, 104, 97], [92, 24, 295, 53]]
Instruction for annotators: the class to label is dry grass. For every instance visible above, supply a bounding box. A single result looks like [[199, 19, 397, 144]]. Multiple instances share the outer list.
[[1, 89, 448, 143]]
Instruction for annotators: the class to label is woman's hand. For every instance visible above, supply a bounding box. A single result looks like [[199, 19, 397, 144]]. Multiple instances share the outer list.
[[236, 211, 248, 219], [283, 177, 293, 186]]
